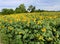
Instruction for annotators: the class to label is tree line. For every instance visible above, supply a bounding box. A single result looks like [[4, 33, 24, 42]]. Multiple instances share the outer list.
[[0, 4, 45, 15]]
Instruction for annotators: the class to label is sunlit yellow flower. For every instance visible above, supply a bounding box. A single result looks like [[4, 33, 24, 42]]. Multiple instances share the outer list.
[[39, 36, 43, 40], [1, 26, 4, 28], [38, 35, 44, 41], [9, 20, 12, 23], [8, 26, 13, 30], [47, 37, 53, 41], [49, 16, 52, 19], [34, 18, 36, 22], [4, 18, 8, 21], [54, 16, 57, 19], [16, 19, 20, 21], [37, 21, 42, 24], [19, 32, 23, 35], [40, 16, 44, 20], [22, 17, 27, 21], [27, 20, 30, 25], [53, 29, 56, 32], [41, 28, 46, 32]]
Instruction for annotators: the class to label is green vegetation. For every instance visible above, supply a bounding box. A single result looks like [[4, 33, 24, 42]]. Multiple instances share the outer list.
[[15, 4, 27, 13], [0, 12, 60, 44], [1, 9, 14, 15], [1, 4, 59, 15], [0, 2, 60, 44]]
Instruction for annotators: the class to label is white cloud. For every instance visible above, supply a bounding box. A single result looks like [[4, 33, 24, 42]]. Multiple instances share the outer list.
[[42, 5, 60, 11], [0, 0, 60, 11]]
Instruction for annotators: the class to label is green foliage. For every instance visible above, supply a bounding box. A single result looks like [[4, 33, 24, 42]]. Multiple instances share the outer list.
[[27, 5, 36, 12], [0, 3, 60, 15], [0, 15, 60, 44], [1, 8, 14, 15], [15, 4, 26, 13]]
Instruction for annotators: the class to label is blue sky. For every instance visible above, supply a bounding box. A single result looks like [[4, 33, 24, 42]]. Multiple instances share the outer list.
[[0, 0, 60, 11]]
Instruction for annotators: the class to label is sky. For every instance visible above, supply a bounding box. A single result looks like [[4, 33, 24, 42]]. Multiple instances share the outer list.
[[0, 0, 60, 11]]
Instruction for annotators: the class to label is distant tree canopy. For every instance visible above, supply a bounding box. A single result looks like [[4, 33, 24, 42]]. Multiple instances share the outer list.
[[15, 4, 27, 13], [27, 5, 35, 12], [35, 9, 45, 12], [1, 4, 45, 15], [1, 8, 14, 15]]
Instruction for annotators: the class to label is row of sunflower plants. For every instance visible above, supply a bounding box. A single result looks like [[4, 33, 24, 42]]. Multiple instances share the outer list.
[[0, 14, 60, 44]]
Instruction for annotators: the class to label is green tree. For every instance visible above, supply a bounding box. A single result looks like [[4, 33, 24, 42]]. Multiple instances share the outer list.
[[1, 8, 14, 15], [8, 9, 14, 14], [27, 5, 36, 12], [15, 4, 26, 13], [15, 8, 20, 13], [2, 9, 8, 15]]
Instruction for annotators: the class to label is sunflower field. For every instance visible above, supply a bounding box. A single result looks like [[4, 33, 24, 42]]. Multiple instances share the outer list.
[[0, 12, 60, 44]]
